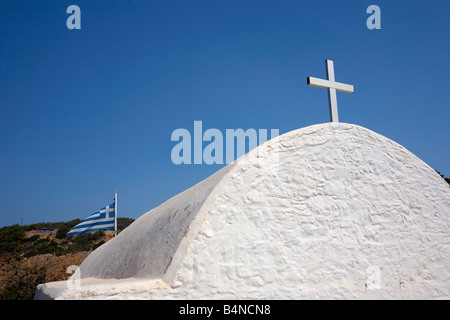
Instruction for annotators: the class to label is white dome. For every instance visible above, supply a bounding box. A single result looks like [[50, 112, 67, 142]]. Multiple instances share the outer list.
[[36, 123, 450, 299]]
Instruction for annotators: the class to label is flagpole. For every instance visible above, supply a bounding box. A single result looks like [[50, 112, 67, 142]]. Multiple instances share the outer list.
[[114, 189, 118, 237]]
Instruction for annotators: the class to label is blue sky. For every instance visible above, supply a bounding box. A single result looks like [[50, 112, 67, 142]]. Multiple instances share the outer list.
[[0, 0, 449, 227]]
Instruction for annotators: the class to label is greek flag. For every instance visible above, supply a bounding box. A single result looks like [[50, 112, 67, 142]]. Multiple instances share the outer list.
[[67, 202, 116, 236]]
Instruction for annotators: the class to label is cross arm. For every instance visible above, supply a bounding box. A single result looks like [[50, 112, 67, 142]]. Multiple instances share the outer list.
[[307, 77, 354, 93]]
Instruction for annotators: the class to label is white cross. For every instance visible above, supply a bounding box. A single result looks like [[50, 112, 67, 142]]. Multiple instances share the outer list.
[[99, 205, 114, 218], [307, 59, 354, 123]]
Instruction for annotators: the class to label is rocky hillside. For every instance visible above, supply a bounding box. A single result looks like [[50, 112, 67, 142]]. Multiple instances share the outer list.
[[0, 218, 134, 299]]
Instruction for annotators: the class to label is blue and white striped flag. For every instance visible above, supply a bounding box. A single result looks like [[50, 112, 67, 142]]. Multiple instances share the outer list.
[[67, 202, 116, 236]]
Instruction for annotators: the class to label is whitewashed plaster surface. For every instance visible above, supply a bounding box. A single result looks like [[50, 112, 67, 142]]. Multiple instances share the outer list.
[[35, 123, 450, 299]]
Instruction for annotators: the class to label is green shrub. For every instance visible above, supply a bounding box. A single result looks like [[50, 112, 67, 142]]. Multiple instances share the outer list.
[[92, 240, 105, 251], [0, 225, 24, 254], [22, 235, 40, 243], [0, 266, 46, 300], [56, 219, 81, 238]]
